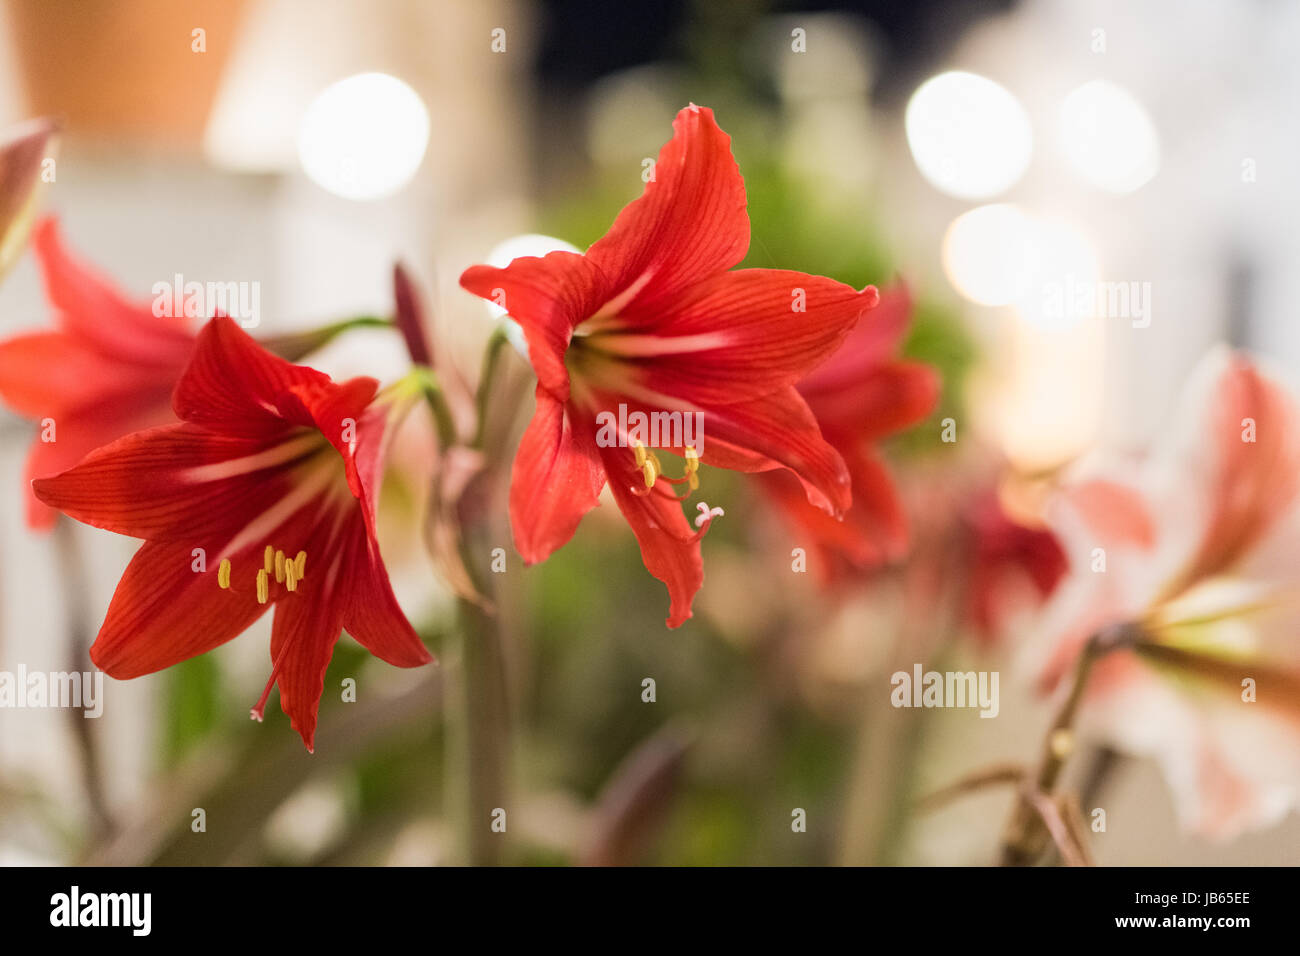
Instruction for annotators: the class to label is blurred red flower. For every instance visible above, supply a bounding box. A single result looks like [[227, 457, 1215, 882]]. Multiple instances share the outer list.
[[755, 285, 938, 586], [34, 317, 432, 750], [963, 489, 1067, 646], [460, 105, 880, 626], [0, 217, 193, 528]]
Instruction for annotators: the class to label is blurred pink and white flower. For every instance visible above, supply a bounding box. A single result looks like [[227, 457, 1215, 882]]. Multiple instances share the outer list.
[[1025, 347, 1300, 839]]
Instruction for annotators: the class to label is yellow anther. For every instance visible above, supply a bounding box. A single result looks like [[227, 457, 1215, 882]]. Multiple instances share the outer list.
[[295, 551, 306, 577], [684, 445, 700, 490], [285, 560, 298, 592], [274, 549, 286, 584], [217, 558, 231, 590], [641, 456, 659, 488], [256, 568, 269, 605], [633, 441, 647, 468], [263, 545, 274, 574]]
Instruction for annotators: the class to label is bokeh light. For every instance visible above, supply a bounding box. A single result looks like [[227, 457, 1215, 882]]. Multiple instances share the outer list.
[[1058, 79, 1160, 193], [943, 204, 1099, 330], [297, 72, 430, 200], [941, 204, 1037, 306], [905, 71, 1033, 200]]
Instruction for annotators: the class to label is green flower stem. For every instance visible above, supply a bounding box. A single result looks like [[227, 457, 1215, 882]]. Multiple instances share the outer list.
[[454, 587, 510, 866], [258, 315, 391, 363], [420, 375, 459, 451], [451, 328, 515, 864], [54, 517, 114, 848], [397, 322, 513, 864], [472, 326, 509, 450]]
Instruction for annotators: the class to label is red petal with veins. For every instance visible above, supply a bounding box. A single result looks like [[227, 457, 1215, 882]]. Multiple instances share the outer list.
[[88, 539, 272, 679], [268, 571, 346, 752], [173, 316, 344, 437], [599, 444, 703, 628], [802, 284, 914, 390], [596, 270, 877, 405], [509, 387, 606, 564], [585, 105, 749, 323], [580, 385, 850, 516], [342, 515, 433, 667], [459, 252, 609, 401], [32, 424, 325, 541], [19, 377, 177, 529], [690, 387, 852, 516]]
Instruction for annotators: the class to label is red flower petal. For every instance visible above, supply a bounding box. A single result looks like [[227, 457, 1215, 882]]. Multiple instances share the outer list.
[[341, 516, 434, 667], [509, 387, 606, 564], [802, 284, 914, 392], [691, 387, 851, 516], [806, 360, 940, 445], [0, 332, 165, 418], [1059, 478, 1156, 551], [32, 423, 327, 542], [1187, 355, 1300, 581], [282, 374, 381, 500], [32, 218, 192, 366], [966, 494, 1067, 641], [459, 252, 609, 401], [173, 316, 339, 437], [89, 540, 271, 678], [760, 447, 907, 584], [599, 445, 703, 628], [590, 270, 878, 405], [585, 105, 749, 324], [268, 579, 346, 752], [21, 392, 178, 529]]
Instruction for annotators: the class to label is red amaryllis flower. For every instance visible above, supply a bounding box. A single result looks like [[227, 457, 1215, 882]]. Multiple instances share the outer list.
[[961, 488, 1067, 646], [0, 217, 194, 529], [755, 285, 939, 586], [1025, 348, 1300, 837], [459, 105, 880, 625], [33, 316, 433, 751]]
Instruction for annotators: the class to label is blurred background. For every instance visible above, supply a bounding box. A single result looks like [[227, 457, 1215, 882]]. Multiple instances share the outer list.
[[0, 0, 1297, 865]]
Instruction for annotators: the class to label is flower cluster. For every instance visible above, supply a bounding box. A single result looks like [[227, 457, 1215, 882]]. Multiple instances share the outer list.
[[1, 103, 1295, 857]]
